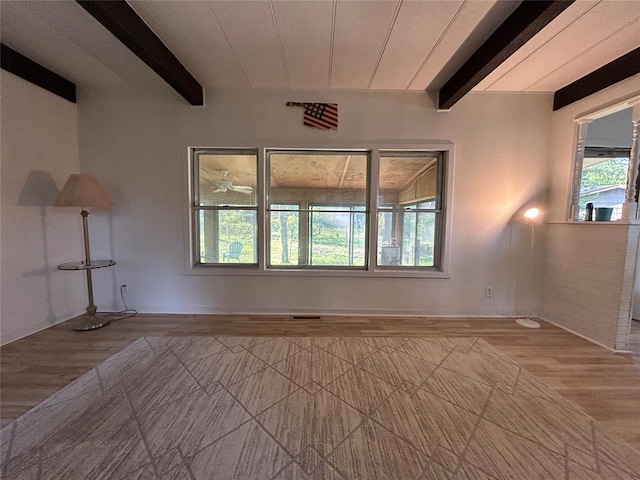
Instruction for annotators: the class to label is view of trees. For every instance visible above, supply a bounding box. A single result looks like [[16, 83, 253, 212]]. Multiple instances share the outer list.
[[270, 206, 366, 266], [310, 210, 366, 266], [580, 157, 628, 193], [199, 210, 256, 263], [203, 204, 436, 266], [271, 208, 299, 265], [401, 211, 436, 266], [578, 157, 629, 217]]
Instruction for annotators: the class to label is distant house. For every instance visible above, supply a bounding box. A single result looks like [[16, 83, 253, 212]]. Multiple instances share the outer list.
[[580, 185, 626, 219]]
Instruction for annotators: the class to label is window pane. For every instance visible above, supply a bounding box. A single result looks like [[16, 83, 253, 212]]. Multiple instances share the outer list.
[[198, 209, 257, 264], [404, 212, 436, 266], [573, 107, 633, 221], [377, 211, 399, 265], [578, 156, 629, 220], [377, 153, 441, 268], [270, 205, 300, 266], [378, 154, 439, 208], [270, 152, 368, 206], [268, 152, 369, 268], [310, 209, 366, 266], [378, 211, 436, 267], [197, 152, 257, 207]]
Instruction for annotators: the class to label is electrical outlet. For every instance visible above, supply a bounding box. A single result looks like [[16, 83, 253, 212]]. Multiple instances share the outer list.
[[485, 286, 493, 297], [121, 284, 129, 294]]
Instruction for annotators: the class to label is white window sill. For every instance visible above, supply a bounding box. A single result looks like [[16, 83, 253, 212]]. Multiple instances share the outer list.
[[183, 266, 451, 279], [547, 220, 640, 226]]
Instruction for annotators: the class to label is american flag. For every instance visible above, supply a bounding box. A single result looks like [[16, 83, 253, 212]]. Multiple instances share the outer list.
[[286, 102, 338, 130]]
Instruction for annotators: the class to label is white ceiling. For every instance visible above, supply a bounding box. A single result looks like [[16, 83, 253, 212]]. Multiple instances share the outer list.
[[1, 0, 639, 96]]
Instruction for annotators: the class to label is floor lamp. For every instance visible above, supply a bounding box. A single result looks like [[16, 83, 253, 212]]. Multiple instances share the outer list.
[[55, 174, 114, 331], [516, 207, 541, 329]]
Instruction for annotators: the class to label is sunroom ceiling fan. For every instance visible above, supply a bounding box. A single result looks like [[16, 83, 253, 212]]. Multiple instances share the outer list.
[[211, 170, 253, 194]]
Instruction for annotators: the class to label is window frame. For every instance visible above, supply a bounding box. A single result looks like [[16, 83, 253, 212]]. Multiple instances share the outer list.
[[376, 150, 445, 270], [568, 95, 639, 221], [266, 148, 371, 270], [186, 142, 453, 278], [191, 147, 260, 267]]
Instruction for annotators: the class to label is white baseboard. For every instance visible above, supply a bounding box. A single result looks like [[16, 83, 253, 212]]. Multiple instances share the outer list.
[[15, 308, 628, 354], [538, 316, 628, 353], [101, 303, 519, 319], [0, 309, 85, 346]]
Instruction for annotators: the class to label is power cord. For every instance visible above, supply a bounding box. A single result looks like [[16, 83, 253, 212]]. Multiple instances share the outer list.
[[490, 293, 519, 320], [108, 285, 138, 321]]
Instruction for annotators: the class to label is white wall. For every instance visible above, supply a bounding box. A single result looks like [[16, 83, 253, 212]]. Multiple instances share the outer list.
[[540, 223, 639, 349], [1, 71, 85, 345], [77, 86, 553, 317]]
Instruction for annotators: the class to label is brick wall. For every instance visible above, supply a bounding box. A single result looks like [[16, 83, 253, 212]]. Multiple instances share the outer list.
[[540, 223, 640, 350]]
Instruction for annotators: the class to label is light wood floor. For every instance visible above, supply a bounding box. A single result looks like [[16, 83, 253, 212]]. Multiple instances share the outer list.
[[2, 314, 639, 451]]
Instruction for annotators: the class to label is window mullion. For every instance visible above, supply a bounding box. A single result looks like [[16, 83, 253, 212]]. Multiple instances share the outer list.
[[258, 148, 267, 270], [191, 150, 201, 264], [378, 208, 441, 213], [368, 149, 380, 272], [195, 206, 258, 211]]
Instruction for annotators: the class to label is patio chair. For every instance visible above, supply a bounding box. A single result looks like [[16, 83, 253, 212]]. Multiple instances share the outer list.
[[223, 241, 243, 261]]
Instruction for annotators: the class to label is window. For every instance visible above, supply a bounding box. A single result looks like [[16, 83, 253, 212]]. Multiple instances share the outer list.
[[190, 145, 450, 275], [268, 151, 368, 268], [579, 148, 630, 220], [377, 152, 442, 268], [192, 149, 258, 265], [571, 104, 635, 221]]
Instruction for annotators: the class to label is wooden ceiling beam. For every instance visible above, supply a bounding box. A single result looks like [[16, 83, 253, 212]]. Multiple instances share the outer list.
[[1, 43, 76, 103], [437, 1, 574, 110], [76, 0, 204, 106], [553, 47, 640, 111]]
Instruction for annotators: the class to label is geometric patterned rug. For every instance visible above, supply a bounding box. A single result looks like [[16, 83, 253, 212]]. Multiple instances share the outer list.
[[1, 336, 639, 480]]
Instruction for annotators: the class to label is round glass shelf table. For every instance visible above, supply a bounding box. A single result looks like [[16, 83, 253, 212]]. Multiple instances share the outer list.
[[58, 259, 115, 271], [58, 259, 116, 330]]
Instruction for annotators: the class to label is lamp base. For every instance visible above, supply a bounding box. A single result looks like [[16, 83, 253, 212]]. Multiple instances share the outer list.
[[515, 317, 541, 329], [72, 314, 111, 331]]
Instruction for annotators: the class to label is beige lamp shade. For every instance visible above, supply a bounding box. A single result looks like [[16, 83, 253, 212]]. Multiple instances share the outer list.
[[523, 207, 540, 220], [55, 174, 113, 208]]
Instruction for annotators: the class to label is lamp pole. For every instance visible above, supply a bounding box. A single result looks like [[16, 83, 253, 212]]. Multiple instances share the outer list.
[[516, 208, 541, 329], [526, 221, 535, 323], [81, 209, 97, 316]]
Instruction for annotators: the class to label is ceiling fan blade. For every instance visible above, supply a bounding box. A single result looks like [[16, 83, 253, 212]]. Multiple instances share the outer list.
[[211, 187, 226, 193]]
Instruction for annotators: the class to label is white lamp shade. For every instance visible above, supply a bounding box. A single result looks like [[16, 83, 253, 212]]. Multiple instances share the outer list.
[[54, 174, 113, 208], [523, 207, 540, 220]]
